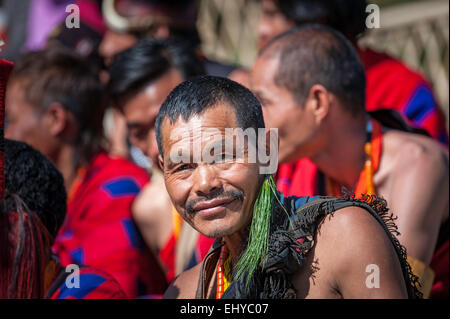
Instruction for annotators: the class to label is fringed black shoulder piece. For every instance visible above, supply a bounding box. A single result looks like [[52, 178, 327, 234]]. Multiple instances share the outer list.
[[222, 192, 422, 299]]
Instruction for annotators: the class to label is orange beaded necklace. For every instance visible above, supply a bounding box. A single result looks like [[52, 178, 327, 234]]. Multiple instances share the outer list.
[[327, 119, 383, 197], [216, 240, 232, 299]]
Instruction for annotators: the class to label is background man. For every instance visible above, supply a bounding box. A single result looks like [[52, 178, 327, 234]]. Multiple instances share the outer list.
[[251, 25, 449, 298], [5, 48, 167, 298], [257, 0, 448, 145], [108, 38, 215, 282], [156, 75, 419, 299]]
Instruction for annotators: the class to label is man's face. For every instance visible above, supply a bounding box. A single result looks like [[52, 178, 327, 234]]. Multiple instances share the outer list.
[[120, 69, 183, 165], [160, 103, 262, 238], [5, 80, 57, 160], [251, 56, 319, 163], [258, 0, 295, 51]]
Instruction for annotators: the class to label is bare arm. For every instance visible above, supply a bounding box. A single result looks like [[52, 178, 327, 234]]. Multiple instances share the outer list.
[[387, 141, 449, 264], [307, 206, 409, 299], [132, 171, 174, 256], [163, 263, 202, 299]]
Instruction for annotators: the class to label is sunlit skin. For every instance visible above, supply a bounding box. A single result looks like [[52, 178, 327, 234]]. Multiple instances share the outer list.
[[159, 103, 263, 262], [5, 81, 54, 157], [251, 46, 449, 269], [162, 103, 409, 299], [251, 55, 326, 163]]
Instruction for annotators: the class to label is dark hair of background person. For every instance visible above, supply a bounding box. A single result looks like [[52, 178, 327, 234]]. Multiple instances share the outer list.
[[10, 47, 107, 169], [262, 24, 367, 115], [275, 0, 368, 41], [155, 75, 265, 157], [0, 139, 67, 298], [107, 37, 205, 108], [112, 0, 201, 48], [3, 139, 67, 238]]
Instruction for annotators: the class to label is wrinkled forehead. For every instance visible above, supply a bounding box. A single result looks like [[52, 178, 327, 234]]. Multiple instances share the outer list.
[[161, 104, 238, 156]]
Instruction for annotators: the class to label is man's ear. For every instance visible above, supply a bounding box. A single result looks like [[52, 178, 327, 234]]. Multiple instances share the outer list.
[[306, 84, 331, 125], [44, 102, 70, 137]]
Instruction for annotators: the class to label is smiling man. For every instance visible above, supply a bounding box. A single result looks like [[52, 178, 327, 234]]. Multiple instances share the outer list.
[[158, 75, 421, 299], [108, 38, 215, 282]]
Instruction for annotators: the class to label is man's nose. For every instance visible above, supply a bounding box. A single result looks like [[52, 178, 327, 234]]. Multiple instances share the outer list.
[[192, 164, 222, 197]]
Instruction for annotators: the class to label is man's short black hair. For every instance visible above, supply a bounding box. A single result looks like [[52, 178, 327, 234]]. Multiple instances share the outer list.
[[262, 24, 366, 115], [108, 38, 205, 107], [275, 0, 368, 40], [155, 75, 265, 157], [3, 139, 67, 239]]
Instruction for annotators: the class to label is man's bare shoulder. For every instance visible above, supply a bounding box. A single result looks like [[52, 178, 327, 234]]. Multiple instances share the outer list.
[[293, 205, 407, 298], [383, 130, 448, 169], [313, 205, 395, 259], [132, 174, 172, 223], [163, 263, 202, 299]]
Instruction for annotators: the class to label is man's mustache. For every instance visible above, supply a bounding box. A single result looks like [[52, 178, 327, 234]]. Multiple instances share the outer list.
[[185, 188, 244, 215]]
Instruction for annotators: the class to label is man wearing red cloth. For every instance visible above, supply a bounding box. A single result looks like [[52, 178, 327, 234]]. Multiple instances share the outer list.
[[251, 25, 449, 298], [256, 0, 448, 145], [5, 49, 167, 298]]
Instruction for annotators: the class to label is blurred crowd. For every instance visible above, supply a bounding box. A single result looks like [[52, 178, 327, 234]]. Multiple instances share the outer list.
[[0, 0, 448, 299]]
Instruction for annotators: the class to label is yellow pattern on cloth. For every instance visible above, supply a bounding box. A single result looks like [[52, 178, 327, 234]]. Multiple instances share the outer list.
[[407, 256, 435, 298], [223, 254, 233, 292], [223, 254, 232, 293]]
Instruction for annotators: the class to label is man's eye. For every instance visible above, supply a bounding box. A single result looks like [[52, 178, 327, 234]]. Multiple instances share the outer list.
[[175, 164, 193, 172], [213, 153, 235, 163], [130, 128, 148, 141]]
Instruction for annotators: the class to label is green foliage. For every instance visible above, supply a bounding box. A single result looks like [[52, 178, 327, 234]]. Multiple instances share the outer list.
[[234, 175, 278, 291]]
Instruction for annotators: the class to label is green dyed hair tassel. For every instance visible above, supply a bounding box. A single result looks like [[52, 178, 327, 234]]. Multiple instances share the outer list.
[[234, 174, 279, 292]]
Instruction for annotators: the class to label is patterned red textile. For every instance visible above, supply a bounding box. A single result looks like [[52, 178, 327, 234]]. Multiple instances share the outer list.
[[52, 152, 167, 298], [429, 240, 449, 299], [48, 263, 127, 299], [359, 47, 448, 146]]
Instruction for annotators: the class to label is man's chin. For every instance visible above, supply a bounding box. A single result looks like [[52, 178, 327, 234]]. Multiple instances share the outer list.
[[196, 223, 237, 239]]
